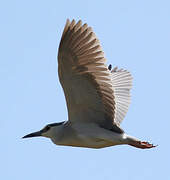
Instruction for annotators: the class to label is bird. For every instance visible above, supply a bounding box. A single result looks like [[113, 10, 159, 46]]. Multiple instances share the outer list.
[[23, 19, 156, 149]]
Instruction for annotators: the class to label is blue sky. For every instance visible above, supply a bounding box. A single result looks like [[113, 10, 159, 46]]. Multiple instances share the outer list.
[[1, 0, 170, 179]]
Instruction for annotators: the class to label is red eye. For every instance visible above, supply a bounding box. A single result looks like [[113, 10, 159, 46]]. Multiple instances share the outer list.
[[44, 125, 50, 131], [46, 126, 50, 130]]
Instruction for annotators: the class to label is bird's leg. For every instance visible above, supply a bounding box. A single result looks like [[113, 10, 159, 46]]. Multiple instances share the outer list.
[[125, 135, 157, 149], [129, 141, 157, 149]]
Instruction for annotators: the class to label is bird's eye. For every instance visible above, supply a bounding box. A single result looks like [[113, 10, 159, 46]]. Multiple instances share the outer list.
[[45, 125, 50, 131]]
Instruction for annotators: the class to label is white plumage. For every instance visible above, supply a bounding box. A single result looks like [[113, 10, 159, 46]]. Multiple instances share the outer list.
[[23, 19, 156, 149]]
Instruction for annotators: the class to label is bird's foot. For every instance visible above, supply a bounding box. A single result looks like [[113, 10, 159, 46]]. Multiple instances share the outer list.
[[129, 141, 157, 149], [138, 141, 157, 149]]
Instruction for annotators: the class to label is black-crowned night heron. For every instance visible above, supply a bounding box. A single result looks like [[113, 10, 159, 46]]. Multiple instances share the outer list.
[[23, 19, 156, 149]]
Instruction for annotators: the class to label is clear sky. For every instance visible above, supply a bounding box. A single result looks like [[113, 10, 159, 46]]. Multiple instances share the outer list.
[[1, 0, 170, 179]]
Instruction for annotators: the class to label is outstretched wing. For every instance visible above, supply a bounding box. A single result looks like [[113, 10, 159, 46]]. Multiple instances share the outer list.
[[110, 67, 132, 126], [58, 19, 132, 131]]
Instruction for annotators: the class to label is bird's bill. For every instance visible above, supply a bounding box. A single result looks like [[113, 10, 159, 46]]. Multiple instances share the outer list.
[[22, 131, 42, 138]]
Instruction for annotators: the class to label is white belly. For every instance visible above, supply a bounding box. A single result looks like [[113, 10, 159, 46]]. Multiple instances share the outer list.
[[51, 122, 124, 149], [56, 135, 114, 149]]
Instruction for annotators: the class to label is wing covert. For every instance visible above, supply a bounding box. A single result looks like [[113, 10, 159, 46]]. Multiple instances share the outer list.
[[58, 19, 132, 131]]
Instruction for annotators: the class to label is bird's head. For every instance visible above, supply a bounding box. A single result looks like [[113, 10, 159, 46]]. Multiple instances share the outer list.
[[22, 122, 64, 139]]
